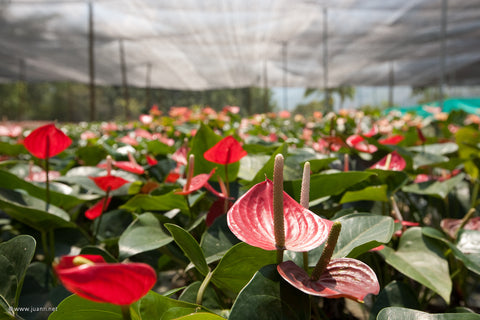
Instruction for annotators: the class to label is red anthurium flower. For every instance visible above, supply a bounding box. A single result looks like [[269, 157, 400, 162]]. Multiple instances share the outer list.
[[206, 198, 233, 226], [85, 197, 112, 220], [114, 153, 145, 175], [174, 169, 215, 195], [23, 124, 72, 159], [346, 134, 378, 153], [146, 155, 158, 166], [277, 259, 380, 302], [90, 175, 129, 192], [204, 136, 247, 165], [54, 255, 156, 305], [227, 179, 333, 251], [394, 219, 420, 237], [378, 135, 404, 145], [370, 151, 406, 171]]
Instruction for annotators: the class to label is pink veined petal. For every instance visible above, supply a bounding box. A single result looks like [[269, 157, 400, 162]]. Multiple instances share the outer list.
[[114, 161, 145, 175], [227, 179, 333, 252], [277, 259, 380, 302]]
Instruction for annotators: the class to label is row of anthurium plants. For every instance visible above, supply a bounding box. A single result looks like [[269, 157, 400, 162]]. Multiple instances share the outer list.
[[0, 105, 479, 320]]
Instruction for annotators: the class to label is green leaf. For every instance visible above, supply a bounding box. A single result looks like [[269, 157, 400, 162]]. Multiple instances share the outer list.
[[76, 145, 107, 166], [190, 123, 240, 181], [178, 281, 223, 312], [146, 140, 174, 155], [422, 227, 480, 276], [456, 127, 480, 179], [200, 214, 240, 263], [0, 188, 74, 232], [211, 243, 276, 294], [118, 213, 172, 259], [456, 229, 480, 267], [367, 169, 409, 195], [229, 264, 310, 320], [0, 255, 17, 307], [407, 142, 458, 155], [48, 294, 122, 320], [243, 143, 288, 188], [369, 281, 420, 320], [131, 290, 207, 320], [379, 227, 452, 303], [402, 173, 465, 199], [340, 185, 389, 203], [79, 246, 117, 263], [0, 235, 36, 307], [174, 313, 226, 320], [0, 169, 84, 210], [306, 158, 337, 173], [377, 307, 480, 320], [0, 141, 26, 156], [284, 171, 376, 202], [165, 223, 209, 276], [411, 152, 449, 169], [120, 192, 188, 214]]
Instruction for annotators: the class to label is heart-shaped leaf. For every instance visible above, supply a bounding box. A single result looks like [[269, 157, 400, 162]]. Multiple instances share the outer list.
[[118, 213, 172, 259], [369, 281, 420, 320], [120, 192, 188, 214], [229, 264, 310, 320], [211, 243, 276, 294], [200, 214, 240, 263], [165, 223, 209, 276], [340, 185, 389, 203], [402, 173, 465, 199], [378, 227, 452, 303]]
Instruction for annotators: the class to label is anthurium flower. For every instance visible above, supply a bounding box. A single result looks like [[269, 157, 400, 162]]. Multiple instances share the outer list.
[[441, 216, 480, 239], [114, 152, 145, 175], [90, 175, 129, 192], [204, 136, 247, 165], [346, 134, 377, 153], [174, 169, 215, 195], [54, 255, 156, 305], [85, 197, 112, 220], [23, 123, 72, 159], [277, 259, 380, 302], [146, 155, 158, 166], [227, 179, 333, 251], [378, 135, 404, 145], [370, 151, 406, 171]]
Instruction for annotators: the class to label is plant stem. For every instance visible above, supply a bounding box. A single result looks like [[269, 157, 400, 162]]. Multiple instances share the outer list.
[[311, 222, 341, 281], [273, 154, 285, 263], [121, 305, 132, 320], [224, 162, 230, 198], [45, 136, 51, 212], [196, 270, 213, 305]]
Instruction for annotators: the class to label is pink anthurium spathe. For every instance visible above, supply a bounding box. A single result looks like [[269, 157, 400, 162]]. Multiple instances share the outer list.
[[227, 179, 333, 251], [174, 169, 215, 195], [277, 259, 380, 302], [370, 151, 406, 171], [54, 255, 156, 305], [378, 135, 404, 145], [346, 134, 377, 153], [114, 152, 145, 175], [204, 135, 247, 165], [23, 123, 72, 159], [85, 197, 112, 220]]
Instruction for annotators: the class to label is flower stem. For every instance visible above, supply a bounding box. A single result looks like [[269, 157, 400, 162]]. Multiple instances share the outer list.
[[196, 269, 213, 305], [185, 154, 195, 192], [45, 136, 50, 212], [273, 154, 285, 263], [300, 162, 310, 270], [310, 222, 342, 281], [121, 305, 132, 320]]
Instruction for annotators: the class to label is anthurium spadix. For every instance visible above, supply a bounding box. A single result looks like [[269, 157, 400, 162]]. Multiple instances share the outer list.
[[227, 178, 333, 252]]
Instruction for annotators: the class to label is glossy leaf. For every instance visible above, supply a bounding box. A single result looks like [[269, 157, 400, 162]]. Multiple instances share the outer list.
[[54, 255, 156, 305], [201, 214, 241, 262], [165, 223, 209, 276], [118, 213, 173, 259], [0, 235, 36, 306], [284, 171, 376, 202], [243, 142, 288, 187], [340, 184, 389, 203], [227, 179, 333, 251], [369, 281, 420, 320], [229, 264, 310, 320], [211, 242, 276, 294], [379, 227, 452, 303], [0, 187, 74, 232], [277, 259, 380, 302], [402, 173, 465, 198], [0, 169, 85, 210], [174, 313, 226, 320], [456, 127, 480, 179], [49, 294, 122, 320], [422, 227, 480, 276], [120, 192, 188, 214], [377, 307, 480, 320], [23, 123, 72, 159], [178, 281, 223, 312]]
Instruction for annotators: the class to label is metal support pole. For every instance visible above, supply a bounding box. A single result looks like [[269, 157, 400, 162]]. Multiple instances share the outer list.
[[388, 61, 395, 107], [323, 8, 330, 112], [119, 39, 131, 120], [282, 42, 288, 111], [439, 0, 447, 109], [263, 60, 269, 113], [145, 62, 152, 110], [88, 2, 96, 121]]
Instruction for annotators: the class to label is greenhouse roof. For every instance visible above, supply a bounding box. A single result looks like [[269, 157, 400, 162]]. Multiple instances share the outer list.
[[1, 0, 480, 90]]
